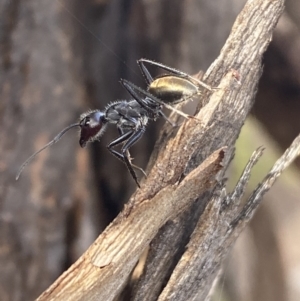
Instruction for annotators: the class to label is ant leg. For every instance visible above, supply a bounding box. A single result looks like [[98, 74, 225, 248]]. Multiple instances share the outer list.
[[107, 129, 145, 187], [117, 127, 147, 178], [120, 127, 146, 188], [108, 130, 133, 150], [120, 79, 158, 113], [137, 59, 153, 85], [120, 79, 193, 120], [138, 58, 212, 92], [109, 147, 147, 178], [107, 130, 133, 164], [159, 111, 177, 127]]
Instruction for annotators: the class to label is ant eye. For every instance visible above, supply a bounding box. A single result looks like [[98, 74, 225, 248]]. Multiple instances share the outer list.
[[84, 117, 90, 125]]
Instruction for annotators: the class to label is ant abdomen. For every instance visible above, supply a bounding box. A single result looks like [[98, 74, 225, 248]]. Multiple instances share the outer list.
[[148, 75, 199, 104]]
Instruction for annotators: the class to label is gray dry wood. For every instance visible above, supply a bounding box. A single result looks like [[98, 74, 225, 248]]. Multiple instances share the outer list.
[[36, 0, 289, 300]]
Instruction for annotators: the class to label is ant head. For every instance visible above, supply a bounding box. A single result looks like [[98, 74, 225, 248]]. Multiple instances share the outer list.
[[16, 110, 107, 181], [79, 110, 107, 148]]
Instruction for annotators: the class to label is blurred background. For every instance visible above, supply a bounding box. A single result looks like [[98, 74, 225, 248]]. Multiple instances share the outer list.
[[0, 0, 299, 300]]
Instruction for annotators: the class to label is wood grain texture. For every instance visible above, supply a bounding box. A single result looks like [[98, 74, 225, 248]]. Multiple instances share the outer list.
[[37, 148, 224, 301]]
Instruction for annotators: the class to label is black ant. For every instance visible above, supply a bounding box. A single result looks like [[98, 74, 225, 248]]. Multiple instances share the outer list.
[[16, 60, 212, 187]]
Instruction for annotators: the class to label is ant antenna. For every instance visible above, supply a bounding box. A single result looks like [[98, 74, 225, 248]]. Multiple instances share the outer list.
[[16, 123, 80, 180]]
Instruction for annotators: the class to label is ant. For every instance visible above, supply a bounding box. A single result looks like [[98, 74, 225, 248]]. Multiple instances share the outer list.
[[16, 60, 212, 187]]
